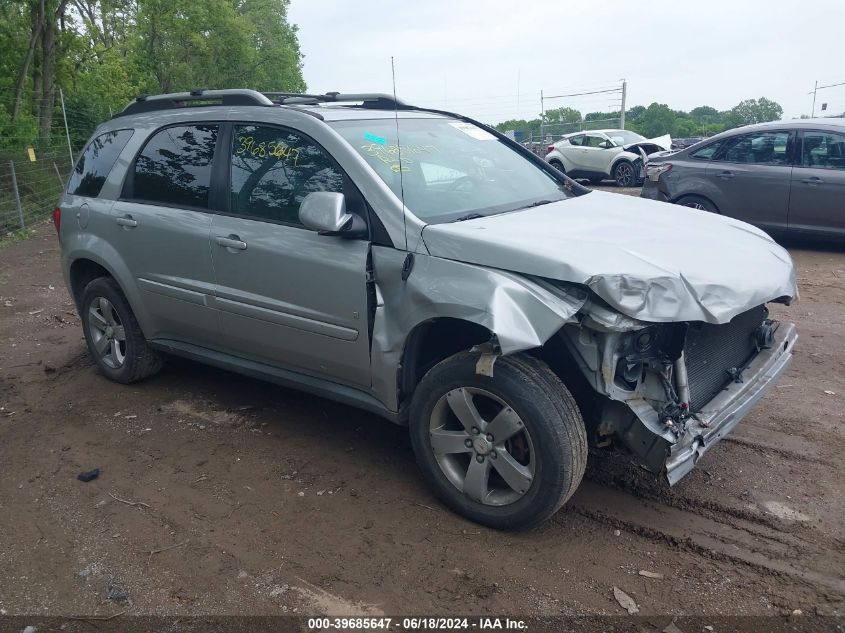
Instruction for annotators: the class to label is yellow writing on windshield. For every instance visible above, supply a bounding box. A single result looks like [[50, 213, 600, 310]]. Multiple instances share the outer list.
[[361, 143, 438, 172]]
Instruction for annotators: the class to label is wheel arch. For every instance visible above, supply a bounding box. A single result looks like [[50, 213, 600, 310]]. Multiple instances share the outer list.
[[546, 150, 573, 172], [399, 317, 493, 408], [609, 150, 639, 171], [65, 241, 153, 336], [672, 193, 720, 212]]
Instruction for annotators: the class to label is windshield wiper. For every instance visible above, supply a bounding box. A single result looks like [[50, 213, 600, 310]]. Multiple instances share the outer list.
[[453, 213, 486, 222], [521, 199, 557, 209]]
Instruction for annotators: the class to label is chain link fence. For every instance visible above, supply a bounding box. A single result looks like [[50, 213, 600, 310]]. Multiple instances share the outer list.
[[0, 90, 111, 235]]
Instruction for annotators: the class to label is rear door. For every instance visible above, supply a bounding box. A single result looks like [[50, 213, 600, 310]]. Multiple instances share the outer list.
[[562, 134, 586, 170], [788, 129, 845, 238], [110, 123, 220, 346], [705, 129, 794, 234], [209, 123, 372, 388]]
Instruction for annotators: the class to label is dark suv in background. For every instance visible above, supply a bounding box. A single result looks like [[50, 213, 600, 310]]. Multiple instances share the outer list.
[[642, 119, 845, 240]]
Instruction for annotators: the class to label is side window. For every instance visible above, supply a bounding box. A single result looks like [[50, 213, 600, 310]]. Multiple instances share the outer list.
[[584, 134, 607, 148], [801, 131, 845, 170], [130, 124, 218, 208], [67, 129, 134, 197], [230, 125, 343, 226], [716, 131, 791, 165], [568, 135, 584, 146], [689, 141, 722, 160]]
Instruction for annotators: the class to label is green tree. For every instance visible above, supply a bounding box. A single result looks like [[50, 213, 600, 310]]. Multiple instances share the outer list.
[[729, 97, 783, 126], [0, 0, 306, 147], [542, 106, 581, 124], [628, 102, 675, 137]]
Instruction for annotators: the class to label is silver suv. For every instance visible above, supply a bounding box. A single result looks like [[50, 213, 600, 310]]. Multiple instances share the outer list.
[[57, 89, 798, 529]]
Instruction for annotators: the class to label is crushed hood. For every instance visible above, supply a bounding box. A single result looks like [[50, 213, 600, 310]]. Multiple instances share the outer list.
[[421, 191, 797, 324], [623, 134, 672, 152]]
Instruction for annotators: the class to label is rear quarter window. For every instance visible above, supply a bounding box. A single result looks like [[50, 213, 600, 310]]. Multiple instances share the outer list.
[[66, 129, 134, 197]]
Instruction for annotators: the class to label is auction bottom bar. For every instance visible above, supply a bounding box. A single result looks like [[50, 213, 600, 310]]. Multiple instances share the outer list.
[[0, 615, 839, 633]]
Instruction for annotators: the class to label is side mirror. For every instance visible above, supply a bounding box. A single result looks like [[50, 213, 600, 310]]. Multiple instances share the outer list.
[[600, 140, 614, 149], [299, 192, 356, 235]]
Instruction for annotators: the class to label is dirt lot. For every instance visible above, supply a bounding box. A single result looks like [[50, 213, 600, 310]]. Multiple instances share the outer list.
[[1, 216, 844, 619]]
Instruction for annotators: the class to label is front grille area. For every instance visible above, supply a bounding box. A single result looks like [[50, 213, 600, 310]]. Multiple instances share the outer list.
[[684, 305, 767, 412]]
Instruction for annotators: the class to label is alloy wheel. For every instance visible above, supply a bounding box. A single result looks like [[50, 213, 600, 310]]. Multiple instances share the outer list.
[[428, 387, 535, 506], [615, 163, 634, 187], [87, 296, 127, 369]]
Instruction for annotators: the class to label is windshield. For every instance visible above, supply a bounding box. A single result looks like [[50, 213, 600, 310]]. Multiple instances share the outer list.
[[605, 130, 646, 146], [330, 117, 570, 223]]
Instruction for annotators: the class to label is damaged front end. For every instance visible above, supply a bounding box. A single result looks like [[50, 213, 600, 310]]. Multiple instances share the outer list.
[[558, 297, 797, 484]]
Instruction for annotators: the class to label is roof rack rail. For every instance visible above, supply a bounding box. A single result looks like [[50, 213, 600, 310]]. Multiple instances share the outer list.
[[116, 89, 274, 117], [262, 92, 407, 108]]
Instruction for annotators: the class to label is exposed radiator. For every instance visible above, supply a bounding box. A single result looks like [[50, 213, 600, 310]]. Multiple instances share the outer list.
[[684, 305, 767, 412]]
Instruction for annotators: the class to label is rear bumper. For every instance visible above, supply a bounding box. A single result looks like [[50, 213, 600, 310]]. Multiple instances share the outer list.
[[639, 179, 669, 202], [664, 322, 797, 485]]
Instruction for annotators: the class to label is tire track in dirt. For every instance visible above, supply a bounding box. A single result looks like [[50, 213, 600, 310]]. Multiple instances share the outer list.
[[566, 481, 845, 600]]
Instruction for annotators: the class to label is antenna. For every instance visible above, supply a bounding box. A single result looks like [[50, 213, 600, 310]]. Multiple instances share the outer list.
[[391, 56, 409, 252]]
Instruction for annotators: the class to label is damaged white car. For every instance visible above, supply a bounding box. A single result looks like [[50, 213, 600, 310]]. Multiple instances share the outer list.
[[59, 90, 797, 530], [545, 129, 671, 186]]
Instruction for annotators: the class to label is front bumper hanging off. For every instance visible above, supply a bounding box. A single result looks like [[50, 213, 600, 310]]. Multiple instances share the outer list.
[[664, 322, 798, 485]]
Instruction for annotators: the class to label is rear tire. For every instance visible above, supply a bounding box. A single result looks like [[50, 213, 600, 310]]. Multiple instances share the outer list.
[[81, 277, 163, 384], [409, 352, 587, 530], [675, 195, 719, 213], [549, 160, 566, 174]]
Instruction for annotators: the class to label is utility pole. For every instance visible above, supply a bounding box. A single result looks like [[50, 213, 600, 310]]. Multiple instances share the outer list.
[[620, 79, 627, 129], [540, 90, 545, 143], [809, 79, 845, 117]]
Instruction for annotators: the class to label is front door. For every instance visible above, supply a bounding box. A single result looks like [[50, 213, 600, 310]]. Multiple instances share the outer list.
[[705, 129, 794, 234], [580, 132, 613, 174], [109, 123, 220, 346], [210, 123, 372, 388], [789, 129, 845, 239]]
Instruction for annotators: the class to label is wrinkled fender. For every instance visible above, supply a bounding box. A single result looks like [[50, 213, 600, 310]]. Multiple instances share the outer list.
[[609, 150, 641, 172], [62, 232, 153, 336], [369, 246, 586, 413]]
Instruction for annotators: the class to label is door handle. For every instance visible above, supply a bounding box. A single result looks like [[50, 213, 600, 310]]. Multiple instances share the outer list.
[[801, 176, 823, 185], [716, 171, 734, 179], [215, 235, 247, 251], [116, 215, 138, 228]]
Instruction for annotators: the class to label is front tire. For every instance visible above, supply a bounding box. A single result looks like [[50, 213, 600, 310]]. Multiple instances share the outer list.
[[613, 160, 636, 187], [81, 277, 163, 384], [409, 352, 587, 530]]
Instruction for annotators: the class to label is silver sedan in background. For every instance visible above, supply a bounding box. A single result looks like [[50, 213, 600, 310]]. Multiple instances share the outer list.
[[641, 118, 845, 241]]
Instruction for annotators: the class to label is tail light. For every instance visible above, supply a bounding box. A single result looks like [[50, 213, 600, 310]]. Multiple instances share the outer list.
[[546, 144, 554, 154], [52, 207, 61, 235], [645, 163, 672, 182]]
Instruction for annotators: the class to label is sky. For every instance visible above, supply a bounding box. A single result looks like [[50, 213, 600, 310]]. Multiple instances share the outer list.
[[288, 0, 845, 125]]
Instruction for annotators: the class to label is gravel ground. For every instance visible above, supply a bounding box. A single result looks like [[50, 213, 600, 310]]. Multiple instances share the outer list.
[[0, 210, 843, 619]]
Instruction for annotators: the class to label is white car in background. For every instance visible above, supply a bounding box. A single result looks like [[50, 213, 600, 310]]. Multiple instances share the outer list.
[[545, 129, 671, 187]]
